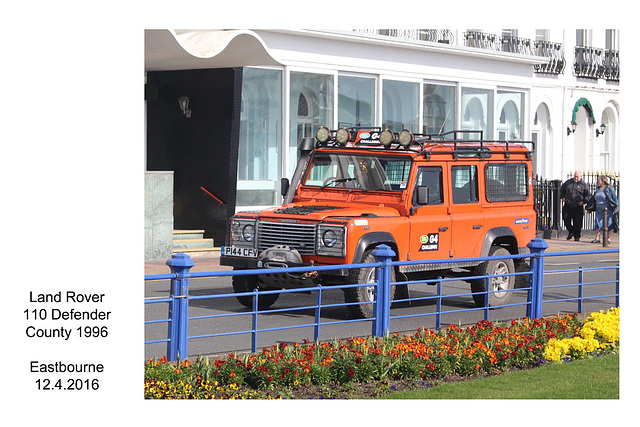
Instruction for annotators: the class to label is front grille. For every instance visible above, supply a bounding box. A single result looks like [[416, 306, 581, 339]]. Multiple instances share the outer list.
[[257, 222, 317, 255]]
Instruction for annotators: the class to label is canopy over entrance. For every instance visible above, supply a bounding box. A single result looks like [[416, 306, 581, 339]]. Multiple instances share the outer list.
[[571, 98, 596, 124]]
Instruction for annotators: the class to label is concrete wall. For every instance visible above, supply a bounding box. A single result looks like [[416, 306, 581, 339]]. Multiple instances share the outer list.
[[145, 171, 174, 260]]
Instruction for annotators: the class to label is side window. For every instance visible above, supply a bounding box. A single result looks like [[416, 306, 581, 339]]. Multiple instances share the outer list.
[[485, 163, 528, 202], [451, 165, 478, 204], [412, 166, 443, 205]]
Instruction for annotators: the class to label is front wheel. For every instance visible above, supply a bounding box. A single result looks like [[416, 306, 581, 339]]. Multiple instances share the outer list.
[[470, 247, 514, 307], [232, 272, 279, 310], [343, 250, 396, 318]]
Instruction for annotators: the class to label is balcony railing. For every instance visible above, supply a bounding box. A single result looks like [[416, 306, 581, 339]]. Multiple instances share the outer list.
[[464, 31, 499, 50], [349, 30, 618, 82], [533, 41, 566, 75], [500, 35, 533, 55], [604, 50, 620, 82], [352, 29, 455, 44], [574, 45, 605, 79]]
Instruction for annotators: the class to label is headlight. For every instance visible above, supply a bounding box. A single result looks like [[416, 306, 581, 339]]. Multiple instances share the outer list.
[[242, 224, 256, 242], [322, 229, 338, 247], [231, 218, 257, 247], [316, 224, 346, 257]]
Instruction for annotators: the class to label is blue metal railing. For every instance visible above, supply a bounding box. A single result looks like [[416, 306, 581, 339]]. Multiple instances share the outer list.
[[145, 238, 619, 361]]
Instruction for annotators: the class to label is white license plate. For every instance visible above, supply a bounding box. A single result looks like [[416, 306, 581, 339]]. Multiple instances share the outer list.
[[222, 246, 258, 258]]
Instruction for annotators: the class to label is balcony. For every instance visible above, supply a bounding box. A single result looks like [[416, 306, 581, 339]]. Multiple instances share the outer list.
[[574, 46, 619, 81], [533, 41, 566, 75]]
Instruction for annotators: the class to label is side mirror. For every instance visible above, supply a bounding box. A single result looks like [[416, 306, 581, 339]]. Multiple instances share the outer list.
[[280, 178, 290, 199], [417, 186, 429, 205]]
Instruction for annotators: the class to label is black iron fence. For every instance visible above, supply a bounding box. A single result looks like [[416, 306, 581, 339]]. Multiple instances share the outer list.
[[534, 172, 620, 234]]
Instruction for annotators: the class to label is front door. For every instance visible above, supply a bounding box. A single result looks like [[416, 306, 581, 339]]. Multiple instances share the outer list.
[[409, 166, 452, 262]]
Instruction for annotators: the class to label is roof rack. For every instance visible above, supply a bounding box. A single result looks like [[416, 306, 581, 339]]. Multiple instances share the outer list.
[[314, 126, 535, 159]]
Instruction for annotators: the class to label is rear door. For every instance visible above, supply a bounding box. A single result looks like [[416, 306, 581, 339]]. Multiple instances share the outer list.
[[449, 164, 485, 259]]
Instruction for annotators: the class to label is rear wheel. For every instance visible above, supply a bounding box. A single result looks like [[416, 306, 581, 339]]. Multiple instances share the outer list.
[[232, 272, 279, 310], [343, 250, 396, 318], [470, 247, 514, 307]]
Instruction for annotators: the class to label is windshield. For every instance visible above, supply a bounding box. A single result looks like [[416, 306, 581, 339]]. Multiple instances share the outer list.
[[302, 152, 412, 192]]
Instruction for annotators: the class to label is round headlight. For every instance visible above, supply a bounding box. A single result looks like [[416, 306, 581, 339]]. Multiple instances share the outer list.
[[322, 229, 338, 247], [242, 224, 256, 242], [336, 128, 351, 144], [316, 126, 331, 143], [379, 129, 395, 147], [398, 130, 414, 147]]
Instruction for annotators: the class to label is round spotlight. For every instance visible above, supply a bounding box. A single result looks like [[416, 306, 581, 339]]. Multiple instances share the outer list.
[[379, 129, 395, 147], [336, 127, 351, 144], [399, 130, 414, 147], [316, 126, 331, 143]]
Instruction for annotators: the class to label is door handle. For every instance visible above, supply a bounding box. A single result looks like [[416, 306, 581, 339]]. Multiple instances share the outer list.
[[438, 227, 449, 232], [472, 224, 482, 229]]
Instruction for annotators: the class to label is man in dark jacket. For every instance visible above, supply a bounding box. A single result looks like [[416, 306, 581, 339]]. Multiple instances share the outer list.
[[559, 170, 591, 241]]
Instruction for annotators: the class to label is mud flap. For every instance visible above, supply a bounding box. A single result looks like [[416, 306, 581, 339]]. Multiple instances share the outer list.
[[391, 272, 411, 307]]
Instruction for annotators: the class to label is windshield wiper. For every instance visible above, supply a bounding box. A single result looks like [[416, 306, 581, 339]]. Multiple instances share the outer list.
[[322, 177, 356, 188]]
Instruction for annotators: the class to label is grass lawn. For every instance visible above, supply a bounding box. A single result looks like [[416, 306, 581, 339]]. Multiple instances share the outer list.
[[382, 353, 619, 399]]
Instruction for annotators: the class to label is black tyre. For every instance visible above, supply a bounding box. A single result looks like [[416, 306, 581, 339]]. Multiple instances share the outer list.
[[343, 250, 396, 318], [232, 272, 279, 310], [470, 247, 514, 307]]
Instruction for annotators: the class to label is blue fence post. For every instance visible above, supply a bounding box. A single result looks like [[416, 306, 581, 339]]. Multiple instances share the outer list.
[[526, 238, 548, 319], [166, 252, 194, 361], [372, 244, 395, 337]]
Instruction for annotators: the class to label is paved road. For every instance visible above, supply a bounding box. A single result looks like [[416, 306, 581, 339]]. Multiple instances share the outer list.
[[144, 235, 619, 359]]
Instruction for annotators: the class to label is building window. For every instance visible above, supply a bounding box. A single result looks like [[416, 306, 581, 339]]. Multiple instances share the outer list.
[[382, 79, 420, 132], [497, 90, 524, 140], [237, 67, 283, 207], [338, 75, 375, 127], [290, 72, 334, 175], [605, 29, 618, 50], [423, 83, 455, 134], [461, 87, 494, 139], [535, 29, 549, 42], [576, 29, 592, 46]]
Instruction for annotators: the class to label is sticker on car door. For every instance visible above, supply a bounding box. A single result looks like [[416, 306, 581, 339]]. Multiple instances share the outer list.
[[419, 233, 439, 251]]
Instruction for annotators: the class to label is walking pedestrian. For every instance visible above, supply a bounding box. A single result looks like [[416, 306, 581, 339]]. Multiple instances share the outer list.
[[586, 175, 619, 244], [559, 171, 590, 241]]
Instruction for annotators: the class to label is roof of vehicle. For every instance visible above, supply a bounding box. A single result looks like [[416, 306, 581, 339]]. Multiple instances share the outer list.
[[314, 127, 534, 160]]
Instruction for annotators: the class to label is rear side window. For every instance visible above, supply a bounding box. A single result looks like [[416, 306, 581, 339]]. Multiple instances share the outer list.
[[485, 163, 529, 202], [451, 165, 478, 204]]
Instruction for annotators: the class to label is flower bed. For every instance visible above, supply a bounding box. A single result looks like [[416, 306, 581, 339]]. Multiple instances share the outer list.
[[544, 307, 619, 362], [144, 309, 619, 399]]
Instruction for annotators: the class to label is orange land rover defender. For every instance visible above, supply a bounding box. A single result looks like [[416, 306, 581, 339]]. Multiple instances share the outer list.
[[221, 127, 536, 318]]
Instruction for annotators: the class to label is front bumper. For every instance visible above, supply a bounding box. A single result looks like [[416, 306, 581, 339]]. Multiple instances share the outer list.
[[220, 244, 348, 278]]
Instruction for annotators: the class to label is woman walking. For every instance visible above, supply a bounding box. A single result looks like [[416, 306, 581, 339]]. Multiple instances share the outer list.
[[587, 175, 619, 244]]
